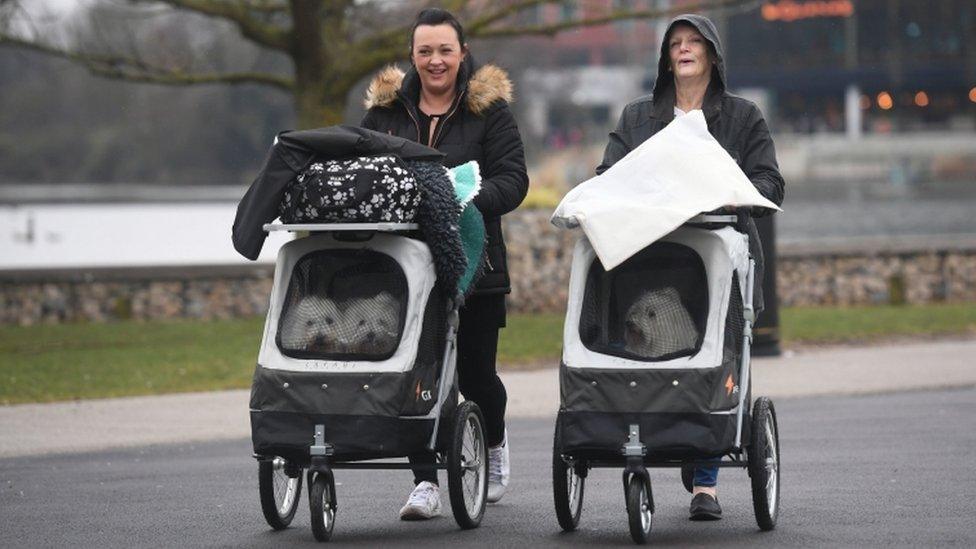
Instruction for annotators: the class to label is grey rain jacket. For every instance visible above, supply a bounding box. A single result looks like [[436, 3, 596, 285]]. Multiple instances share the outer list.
[[596, 14, 785, 210], [596, 14, 786, 311]]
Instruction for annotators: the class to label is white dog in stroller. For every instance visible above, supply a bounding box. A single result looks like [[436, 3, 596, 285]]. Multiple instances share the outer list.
[[279, 292, 399, 355], [623, 286, 699, 358]]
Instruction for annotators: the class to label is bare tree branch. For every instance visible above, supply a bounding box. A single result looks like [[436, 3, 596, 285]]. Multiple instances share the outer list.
[[0, 31, 294, 90], [472, 0, 759, 38], [465, 0, 550, 35], [133, 0, 291, 50]]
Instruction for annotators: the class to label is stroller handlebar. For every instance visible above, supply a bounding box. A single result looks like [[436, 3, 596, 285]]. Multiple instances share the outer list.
[[263, 222, 420, 233], [686, 214, 737, 225]]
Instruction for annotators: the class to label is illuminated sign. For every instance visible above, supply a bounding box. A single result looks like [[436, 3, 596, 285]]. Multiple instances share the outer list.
[[761, 0, 854, 22]]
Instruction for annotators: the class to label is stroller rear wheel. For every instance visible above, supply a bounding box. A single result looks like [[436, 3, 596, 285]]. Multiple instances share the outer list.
[[749, 397, 780, 531], [258, 456, 302, 529], [552, 426, 585, 531], [309, 471, 337, 542], [447, 401, 488, 529], [625, 474, 653, 544]]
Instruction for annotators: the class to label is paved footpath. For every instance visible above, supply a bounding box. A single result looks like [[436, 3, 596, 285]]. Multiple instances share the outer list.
[[1, 339, 974, 458]]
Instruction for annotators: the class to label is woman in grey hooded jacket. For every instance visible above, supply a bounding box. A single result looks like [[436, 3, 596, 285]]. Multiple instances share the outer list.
[[598, 14, 785, 521]]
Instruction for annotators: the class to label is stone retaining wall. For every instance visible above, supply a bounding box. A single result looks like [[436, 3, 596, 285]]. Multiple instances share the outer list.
[[2, 211, 974, 325]]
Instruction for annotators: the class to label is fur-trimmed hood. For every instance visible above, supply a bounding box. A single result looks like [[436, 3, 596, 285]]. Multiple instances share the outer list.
[[364, 62, 513, 116]]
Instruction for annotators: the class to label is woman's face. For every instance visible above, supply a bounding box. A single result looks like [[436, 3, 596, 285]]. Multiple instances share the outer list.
[[668, 24, 712, 82], [411, 24, 466, 97]]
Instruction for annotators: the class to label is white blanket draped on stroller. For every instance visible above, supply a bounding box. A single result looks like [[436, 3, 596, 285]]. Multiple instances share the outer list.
[[551, 110, 780, 270]]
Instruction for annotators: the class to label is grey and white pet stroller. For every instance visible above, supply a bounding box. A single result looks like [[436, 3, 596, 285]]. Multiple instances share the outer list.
[[250, 223, 487, 541], [233, 131, 493, 542], [551, 214, 780, 543]]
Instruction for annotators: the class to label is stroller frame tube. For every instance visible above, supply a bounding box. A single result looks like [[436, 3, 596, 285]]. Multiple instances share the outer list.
[[425, 303, 460, 451], [403, 300, 461, 452], [733, 256, 756, 450]]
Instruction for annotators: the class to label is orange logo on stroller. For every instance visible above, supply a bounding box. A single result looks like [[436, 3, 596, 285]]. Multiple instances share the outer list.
[[414, 381, 432, 402], [725, 374, 735, 396]]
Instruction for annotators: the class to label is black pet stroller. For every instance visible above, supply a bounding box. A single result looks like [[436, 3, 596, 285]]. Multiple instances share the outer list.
[[234, 131, 491, 542], [250, 224, 487, 541], [551, 214, 780, 543]]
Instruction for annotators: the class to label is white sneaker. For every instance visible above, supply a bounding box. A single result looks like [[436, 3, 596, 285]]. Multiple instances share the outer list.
[[487, 430, 510, 503], [398, 481, 441, 520]]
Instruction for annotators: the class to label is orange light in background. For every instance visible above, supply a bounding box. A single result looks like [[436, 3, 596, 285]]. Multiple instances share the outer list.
[[877, 92, 894, 110], [761, 0, 854, 22], [859, 95, 871, 109], [970, 87, 976, 103], [914, 91, 929, 107]]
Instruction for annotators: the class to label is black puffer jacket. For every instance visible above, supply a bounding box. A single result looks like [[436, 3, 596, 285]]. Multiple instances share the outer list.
[[597, 14, 785, 312], [361, 58, 529, 295], [596, 14, 785, 212]]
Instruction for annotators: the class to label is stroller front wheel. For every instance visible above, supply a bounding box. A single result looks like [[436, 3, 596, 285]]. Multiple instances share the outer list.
[[309, 471, 337, 542], [258, 456, 303, 530], [447, 401, 488, 529], [749, 396, 780, 531], [626, 474, 652, 544]]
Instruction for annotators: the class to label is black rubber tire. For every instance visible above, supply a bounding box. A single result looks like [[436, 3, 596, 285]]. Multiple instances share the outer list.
[[749, 397, 780, 531], [552, 425, 585, 531], [447, 400, 487, 530], [258, 457, 302, 530], [626, 475, 652, 544], [309, 472, 337, 542], [681, 464, 695, 494]]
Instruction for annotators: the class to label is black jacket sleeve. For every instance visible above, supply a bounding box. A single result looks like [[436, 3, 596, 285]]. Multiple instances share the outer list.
[[596, 104, 635, 175], [360, 109, 377, 131], [739, 105, 785, 216], [471, 103, 529, 217]]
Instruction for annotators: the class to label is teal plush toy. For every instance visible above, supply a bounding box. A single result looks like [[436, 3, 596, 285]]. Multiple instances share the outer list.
[[448, 161, 486, 296]]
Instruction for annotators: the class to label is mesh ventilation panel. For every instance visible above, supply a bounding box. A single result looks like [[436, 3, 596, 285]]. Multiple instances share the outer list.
[[277, 249, 408, 361], [579, 242, 707, 361]]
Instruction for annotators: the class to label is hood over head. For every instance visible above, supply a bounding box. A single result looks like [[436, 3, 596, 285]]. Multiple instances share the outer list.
[[653, 14, 727, 100]]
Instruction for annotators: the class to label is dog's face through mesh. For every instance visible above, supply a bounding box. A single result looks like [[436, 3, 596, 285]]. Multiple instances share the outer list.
[[279, 291, 400, 356], [623, 286, 699, 358]]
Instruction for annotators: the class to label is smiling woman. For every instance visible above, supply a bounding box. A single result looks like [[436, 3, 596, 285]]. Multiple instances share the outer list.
[[360, 7, 529, 519]]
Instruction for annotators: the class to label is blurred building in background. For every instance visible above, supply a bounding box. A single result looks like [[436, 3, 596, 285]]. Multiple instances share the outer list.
[[724, 0, 975, 136], [514, 0, 975, 143]]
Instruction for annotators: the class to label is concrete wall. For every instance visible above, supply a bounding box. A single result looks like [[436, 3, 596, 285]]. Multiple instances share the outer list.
[[2, 210, 975, 326]]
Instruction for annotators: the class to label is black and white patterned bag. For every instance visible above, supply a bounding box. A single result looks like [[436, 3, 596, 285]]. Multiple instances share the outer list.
[[279, 154, 420, 224]]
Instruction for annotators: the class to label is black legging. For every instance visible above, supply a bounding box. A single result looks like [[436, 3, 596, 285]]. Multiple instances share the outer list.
[[411, 294, 508, 485]]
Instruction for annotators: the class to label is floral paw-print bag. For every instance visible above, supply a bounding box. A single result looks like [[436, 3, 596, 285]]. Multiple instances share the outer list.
[[279, 154, 420, 224]]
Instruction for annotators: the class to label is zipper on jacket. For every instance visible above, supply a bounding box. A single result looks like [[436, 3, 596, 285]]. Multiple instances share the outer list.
[[431, 90, 465, 148], [485, 255, 494, 271], [397, 93, 423, 144]]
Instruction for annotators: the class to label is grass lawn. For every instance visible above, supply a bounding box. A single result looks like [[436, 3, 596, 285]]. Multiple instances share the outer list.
[[1, 303, 974, 405]]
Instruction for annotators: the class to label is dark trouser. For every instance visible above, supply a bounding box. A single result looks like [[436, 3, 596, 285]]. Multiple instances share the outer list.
[[411, 294, 508, 485]]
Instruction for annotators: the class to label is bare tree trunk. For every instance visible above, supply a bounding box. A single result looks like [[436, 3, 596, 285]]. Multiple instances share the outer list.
[[294, 83, 348, 128]]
